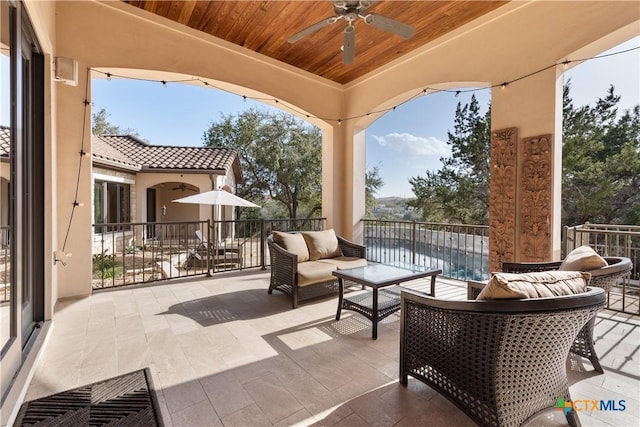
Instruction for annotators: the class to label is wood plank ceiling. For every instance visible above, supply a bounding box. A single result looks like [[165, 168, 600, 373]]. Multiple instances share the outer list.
[[124, 1, 509, 85]]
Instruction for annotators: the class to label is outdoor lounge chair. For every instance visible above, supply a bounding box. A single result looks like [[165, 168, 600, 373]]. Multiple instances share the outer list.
[[501, 255, 632, 373], [184, 230, 243, 269], [400, 286, 607, 427]]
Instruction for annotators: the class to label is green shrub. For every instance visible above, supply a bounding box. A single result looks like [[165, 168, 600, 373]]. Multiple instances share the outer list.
[[92, 250, 123, 279]]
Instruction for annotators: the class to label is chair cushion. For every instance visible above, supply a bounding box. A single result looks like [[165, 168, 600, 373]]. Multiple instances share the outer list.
[[317, 256, 368, 270], [302, 229, 343, 260], [477, 270, 590, 299], [297, 261, 337, 287], [559, 245, 607, 272], [272, 231, 309, 262]]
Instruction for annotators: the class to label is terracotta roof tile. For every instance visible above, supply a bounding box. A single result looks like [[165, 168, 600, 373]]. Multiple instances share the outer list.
[[92, 135, 141, 170], [97, 135, 237, 172], [1, 129, 241, 179]]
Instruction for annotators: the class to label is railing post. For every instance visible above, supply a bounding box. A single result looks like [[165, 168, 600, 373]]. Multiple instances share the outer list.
[[100, 226, 105, 289], [206, 220, 212, 277], [260, 219, 266, 270], [412, 221, 417, 265]]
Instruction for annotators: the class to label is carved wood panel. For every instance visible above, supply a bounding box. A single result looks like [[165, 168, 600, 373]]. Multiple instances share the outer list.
[[489, 127, 517, 272], [519, 134, 552, 261]]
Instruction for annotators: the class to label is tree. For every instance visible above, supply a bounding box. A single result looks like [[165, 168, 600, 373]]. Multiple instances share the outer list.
[[202, 108, 322, 219], [407, 83, 639, 227], [365, 164, 384, 218], [562, 82, 640, 225], [408, 94, 491, 224], [92, 107, 138, 136]]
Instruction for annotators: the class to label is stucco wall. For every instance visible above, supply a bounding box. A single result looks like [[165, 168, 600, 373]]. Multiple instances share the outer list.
[[134, 172, 217, 224]]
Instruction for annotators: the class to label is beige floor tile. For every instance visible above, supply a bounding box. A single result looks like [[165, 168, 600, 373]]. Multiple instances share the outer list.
[[220, 402, 273, 427], [170, 399, 223, 427], [377, 382, 437, 417], [329, 412, 370, 427], [200, 374, 255, 418], [117, 335, 153, 373], [345, 392, 404, 425], [141, 313, 171, 335], [308, 402, 354, 426], [23, 272, 640, 427], [242, 373, 305, 424], [77, 362, 119, 387], [273, 408, 315, 427], [162, 378, 209, 415], [115, 313, 145, 335], [523, 409, 574, 427]]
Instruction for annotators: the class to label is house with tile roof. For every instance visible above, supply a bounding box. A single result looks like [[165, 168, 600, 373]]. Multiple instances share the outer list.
[[92, 134, 243, 234], [2, 127, 243, 244]]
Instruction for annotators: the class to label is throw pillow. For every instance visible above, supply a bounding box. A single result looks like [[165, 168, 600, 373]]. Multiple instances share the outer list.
[[559, 246, 607, 271], [302, 229, 343, 260], [477, 270, 590, 300], [272, 231, 309, 262]]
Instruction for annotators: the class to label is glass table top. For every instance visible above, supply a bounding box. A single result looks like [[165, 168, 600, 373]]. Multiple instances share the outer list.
[[333, 262, 441, 286]]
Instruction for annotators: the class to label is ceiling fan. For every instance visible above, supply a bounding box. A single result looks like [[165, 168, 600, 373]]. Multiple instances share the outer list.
[[287, 1, 415, 65], [171, 183, 196, 192]]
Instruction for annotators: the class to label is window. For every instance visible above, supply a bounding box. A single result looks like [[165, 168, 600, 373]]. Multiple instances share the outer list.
[[94, 180, 131, 232]]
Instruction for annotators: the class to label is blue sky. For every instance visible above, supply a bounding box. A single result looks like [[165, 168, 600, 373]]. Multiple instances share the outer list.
[[88, 36, 637, 198]]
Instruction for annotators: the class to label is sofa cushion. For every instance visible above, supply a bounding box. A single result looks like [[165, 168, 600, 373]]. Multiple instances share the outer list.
[[559, 245, 608, 272], [477, 270, 590, 300], [317, 256, 368, 270], [302, 229, 343, 260], [297, 261, 337, 287], [272, 231, 309, 262]]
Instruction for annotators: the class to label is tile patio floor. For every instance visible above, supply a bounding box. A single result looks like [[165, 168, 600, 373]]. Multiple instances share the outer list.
[[25, 270, 640, 427]]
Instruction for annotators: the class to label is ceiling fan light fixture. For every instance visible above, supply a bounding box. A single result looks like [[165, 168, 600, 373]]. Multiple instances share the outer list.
[[288, 0, 415, 65]]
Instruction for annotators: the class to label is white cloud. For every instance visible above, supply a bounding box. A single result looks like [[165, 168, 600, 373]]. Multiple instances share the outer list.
[[371, 133, 449, 157]]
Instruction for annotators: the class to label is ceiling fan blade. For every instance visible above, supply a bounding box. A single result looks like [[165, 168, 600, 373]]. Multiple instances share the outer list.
[[342, 24, 355, 65], [364, 13, 415, 39], [288, 16, 339, 43]]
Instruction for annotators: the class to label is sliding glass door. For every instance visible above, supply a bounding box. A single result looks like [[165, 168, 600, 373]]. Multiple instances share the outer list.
[[0, 0, 14, 357], [0, 0, 45, 404]]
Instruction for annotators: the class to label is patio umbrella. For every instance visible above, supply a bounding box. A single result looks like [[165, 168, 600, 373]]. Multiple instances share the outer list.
[[172, 189, 260, 208]]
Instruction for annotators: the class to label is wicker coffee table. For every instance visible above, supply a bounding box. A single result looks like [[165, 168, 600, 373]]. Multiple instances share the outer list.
[[333, 263, 442, 339]]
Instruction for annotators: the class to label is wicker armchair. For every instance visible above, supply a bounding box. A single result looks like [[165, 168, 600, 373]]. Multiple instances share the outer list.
[[502, 256, 632, 373], [400, 287, 607, 427], [267, 234, 366, 308]]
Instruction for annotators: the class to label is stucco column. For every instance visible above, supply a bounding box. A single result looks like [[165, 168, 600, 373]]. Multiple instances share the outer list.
[[56, 66, 94, 298], [489, 67, 564, 271], [323, 122, 365, 242]]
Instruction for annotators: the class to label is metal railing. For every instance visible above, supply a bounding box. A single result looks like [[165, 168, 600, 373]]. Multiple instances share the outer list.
[[91, 218, 327, 290], [564, 223, 639, 314], [91, 218, 638, 314], [362, 219, 490, 281], [564, 223, 640, 281], [92, 220, 211, 289]]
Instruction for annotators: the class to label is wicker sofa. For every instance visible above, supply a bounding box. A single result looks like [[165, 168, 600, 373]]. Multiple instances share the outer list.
[[400, 286, 606, 427], [501, 253, 632, 373], [267, 229, 367, 308]]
